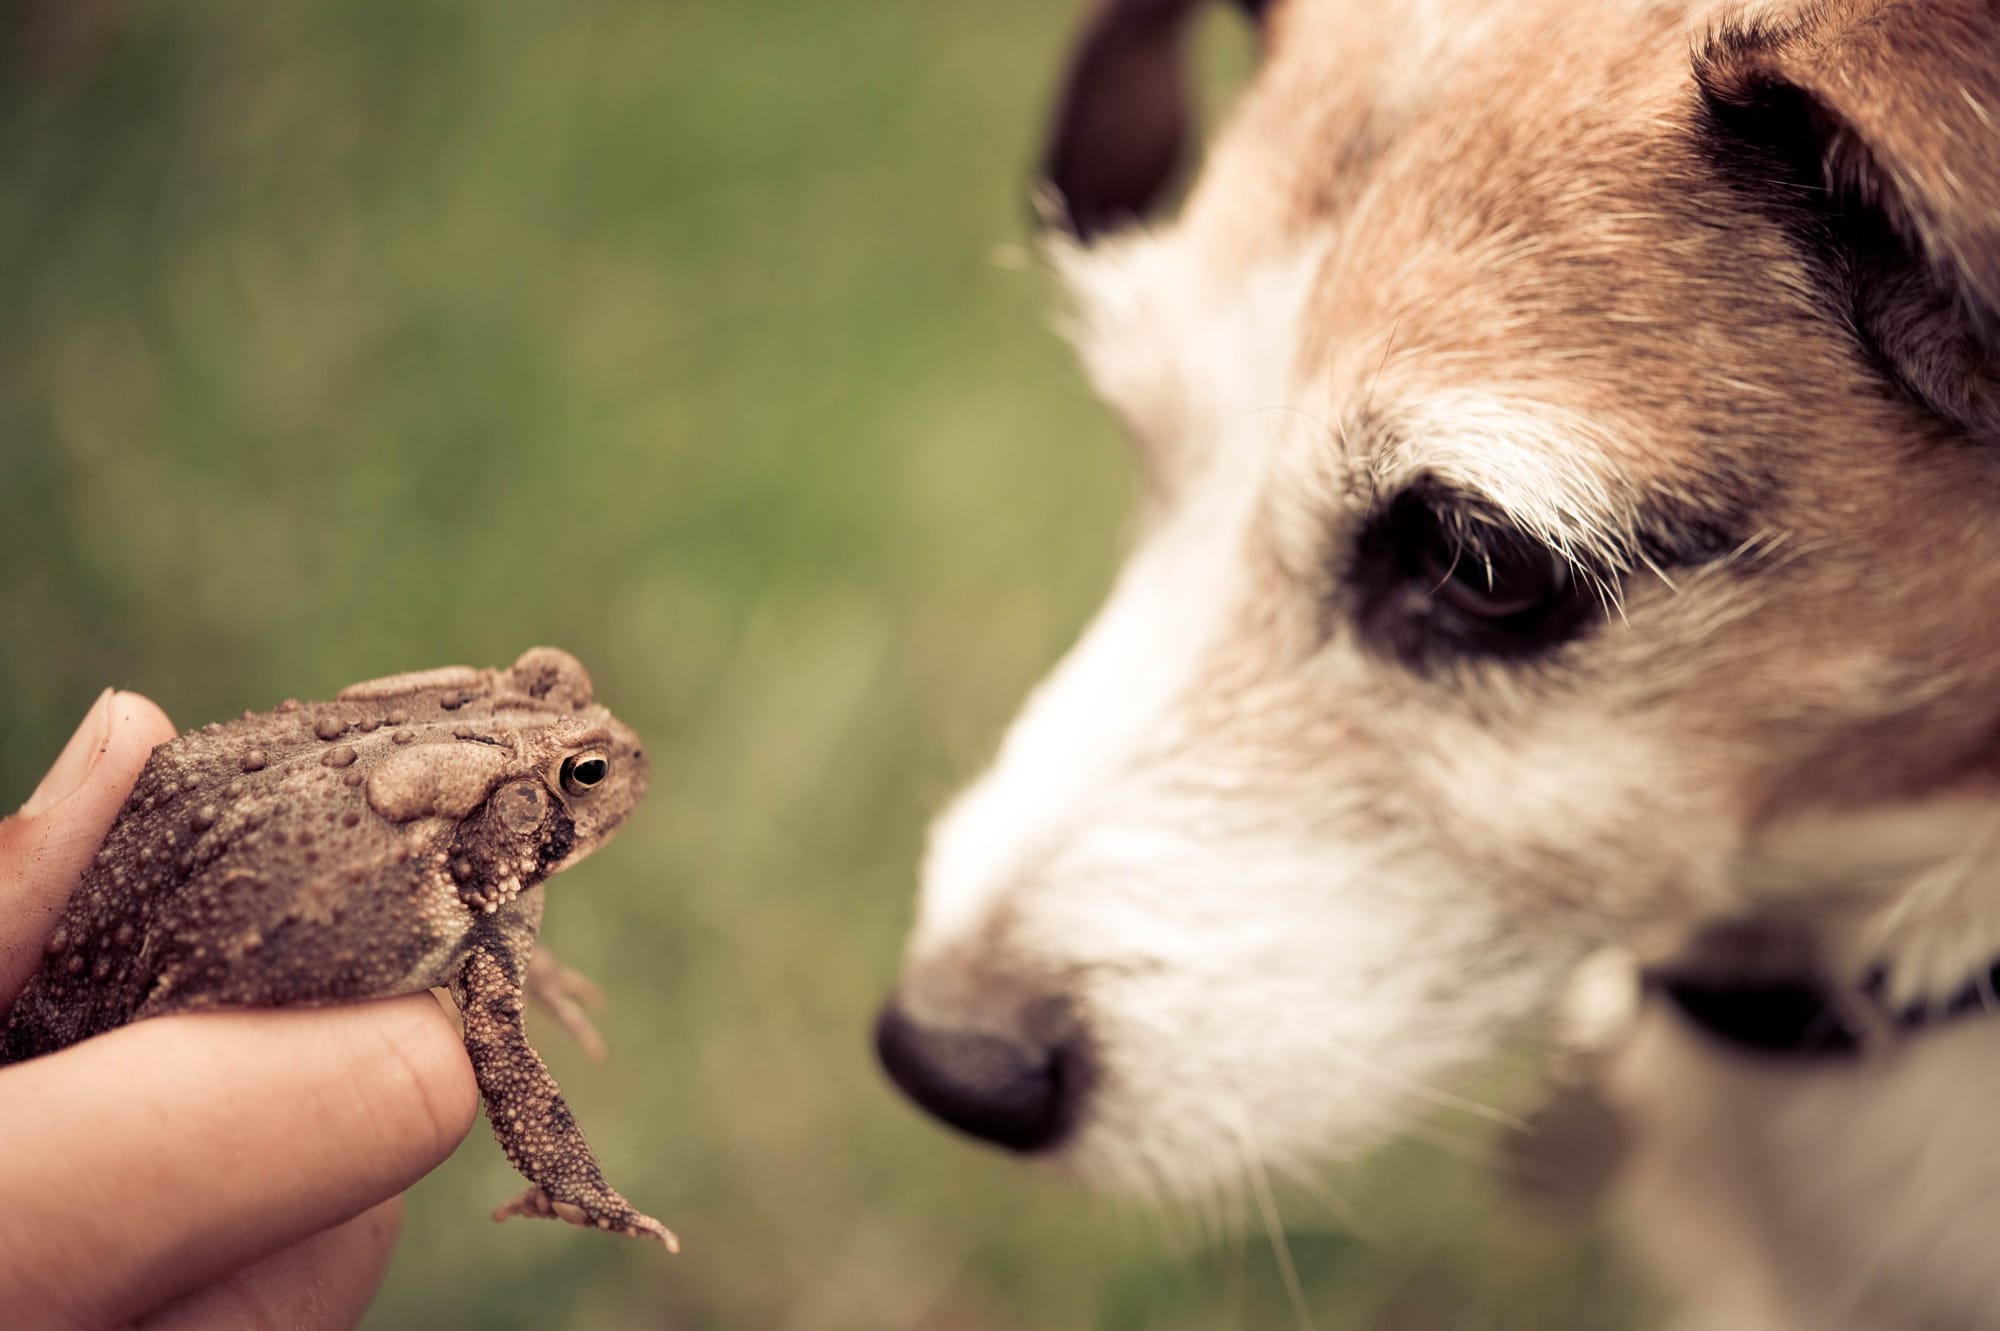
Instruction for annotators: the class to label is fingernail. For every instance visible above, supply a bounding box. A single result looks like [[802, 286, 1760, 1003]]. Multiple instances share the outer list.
[[20, 688, 116, 818]]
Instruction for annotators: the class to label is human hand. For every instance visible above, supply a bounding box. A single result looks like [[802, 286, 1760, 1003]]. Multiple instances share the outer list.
[[0, 690, 480, 1330]]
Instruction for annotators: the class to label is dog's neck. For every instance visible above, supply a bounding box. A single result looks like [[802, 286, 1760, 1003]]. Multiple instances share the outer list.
[[1657, 796, 2000, 1057], [1647, 951, 2000, 1060]]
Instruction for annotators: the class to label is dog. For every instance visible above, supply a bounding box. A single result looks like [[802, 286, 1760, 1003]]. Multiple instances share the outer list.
[[874, 0, 2000, 1326]]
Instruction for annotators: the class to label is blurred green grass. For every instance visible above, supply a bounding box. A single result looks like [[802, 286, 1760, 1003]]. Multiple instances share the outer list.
[[1, 3, 1649, 1327]]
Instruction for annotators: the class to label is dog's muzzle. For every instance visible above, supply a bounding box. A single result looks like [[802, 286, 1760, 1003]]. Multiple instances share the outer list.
[[873, 994, 1088, 1153]]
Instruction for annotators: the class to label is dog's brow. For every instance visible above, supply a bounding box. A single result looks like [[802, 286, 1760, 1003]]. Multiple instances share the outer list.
[[1368, 394, 1749, 577]]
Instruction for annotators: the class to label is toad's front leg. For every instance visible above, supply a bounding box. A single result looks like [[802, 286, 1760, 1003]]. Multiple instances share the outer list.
[[450, 934, 677, 1250], [526, 945, 609, 1062]]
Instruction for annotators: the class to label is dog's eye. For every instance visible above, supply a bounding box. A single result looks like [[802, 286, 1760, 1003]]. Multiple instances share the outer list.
[[1414, 511, 1570, 621], [1352, 487, 1596, 665]]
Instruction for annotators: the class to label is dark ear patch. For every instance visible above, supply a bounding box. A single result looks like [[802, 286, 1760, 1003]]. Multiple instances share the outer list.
[[1695, 0, 2000, 441], [1040, 0, 1268, 241]]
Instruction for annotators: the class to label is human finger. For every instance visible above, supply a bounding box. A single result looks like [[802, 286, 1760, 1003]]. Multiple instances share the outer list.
[[0, 690, 177, 1004], [136, 1197, 405, 1331], [0, 994, 476, 1330]]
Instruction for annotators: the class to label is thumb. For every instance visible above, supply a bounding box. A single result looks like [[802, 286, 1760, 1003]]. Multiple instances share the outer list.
[[0, 690, 177, 1006]]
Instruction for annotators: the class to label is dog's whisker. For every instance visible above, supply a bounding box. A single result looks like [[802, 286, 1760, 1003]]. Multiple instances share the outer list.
[[1150, 1180, 1201, 1257], [1239, 1128, 1317, 1331], [1584, 568, 1630, 626], [1187, 1167, 1252, 1331], [1177, 1166, 1226, 1251], [1322, 1048, 1528, 1130], [1398, 1116, 1498, 1166], [1638, 550, 1680, 594], [1278, 1167, 1364, 1233]]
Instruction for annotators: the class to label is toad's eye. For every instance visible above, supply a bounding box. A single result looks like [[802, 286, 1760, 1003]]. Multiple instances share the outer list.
[[561, 752, 610, 795]]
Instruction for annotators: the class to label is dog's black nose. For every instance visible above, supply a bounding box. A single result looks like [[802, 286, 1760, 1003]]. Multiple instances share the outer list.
[[873, 998, 1082, 1153]]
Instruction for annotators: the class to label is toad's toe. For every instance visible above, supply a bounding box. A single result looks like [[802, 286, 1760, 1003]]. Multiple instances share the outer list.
[[493, 1184, 679, 1252]]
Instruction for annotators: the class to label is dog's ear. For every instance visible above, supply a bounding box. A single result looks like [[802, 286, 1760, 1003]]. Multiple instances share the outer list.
[[1040, 0, 1271, 241], [1696, 0, 2000, 441]]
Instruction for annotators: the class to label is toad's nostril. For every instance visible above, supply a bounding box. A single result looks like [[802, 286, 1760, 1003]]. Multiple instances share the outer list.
[[873, 997, 1085, 1153]]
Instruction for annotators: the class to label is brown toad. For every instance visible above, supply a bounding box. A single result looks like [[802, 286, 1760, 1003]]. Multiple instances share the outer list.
[[0, 646, 674, 1249]]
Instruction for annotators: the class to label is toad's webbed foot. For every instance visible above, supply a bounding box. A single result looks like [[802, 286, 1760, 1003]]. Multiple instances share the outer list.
[[493, 1183, 678, 1249], [452, 938, 676, 1250]]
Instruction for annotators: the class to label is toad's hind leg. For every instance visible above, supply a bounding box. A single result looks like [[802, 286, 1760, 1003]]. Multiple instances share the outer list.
[[450, 939, 677, 1250]]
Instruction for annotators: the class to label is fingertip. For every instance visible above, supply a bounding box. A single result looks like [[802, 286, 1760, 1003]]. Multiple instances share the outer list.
[[14, 688, 173, 822], [357, 1193, 406, 1252], [154, 995, 480, 1184], [109, 690, 178, 751], [0, 690, 179, 1001]]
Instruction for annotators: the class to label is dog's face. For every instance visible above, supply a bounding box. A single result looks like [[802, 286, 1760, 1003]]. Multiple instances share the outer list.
[[879, 0, 2000, 1196]]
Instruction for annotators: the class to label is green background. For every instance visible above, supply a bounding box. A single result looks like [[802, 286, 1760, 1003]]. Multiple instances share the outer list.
[[0, 3, 1647, 1327]]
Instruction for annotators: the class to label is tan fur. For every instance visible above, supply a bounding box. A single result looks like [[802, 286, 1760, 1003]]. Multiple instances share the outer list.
[[885, 0, 2000, 1323], [1070, 0, 2000, 900]]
